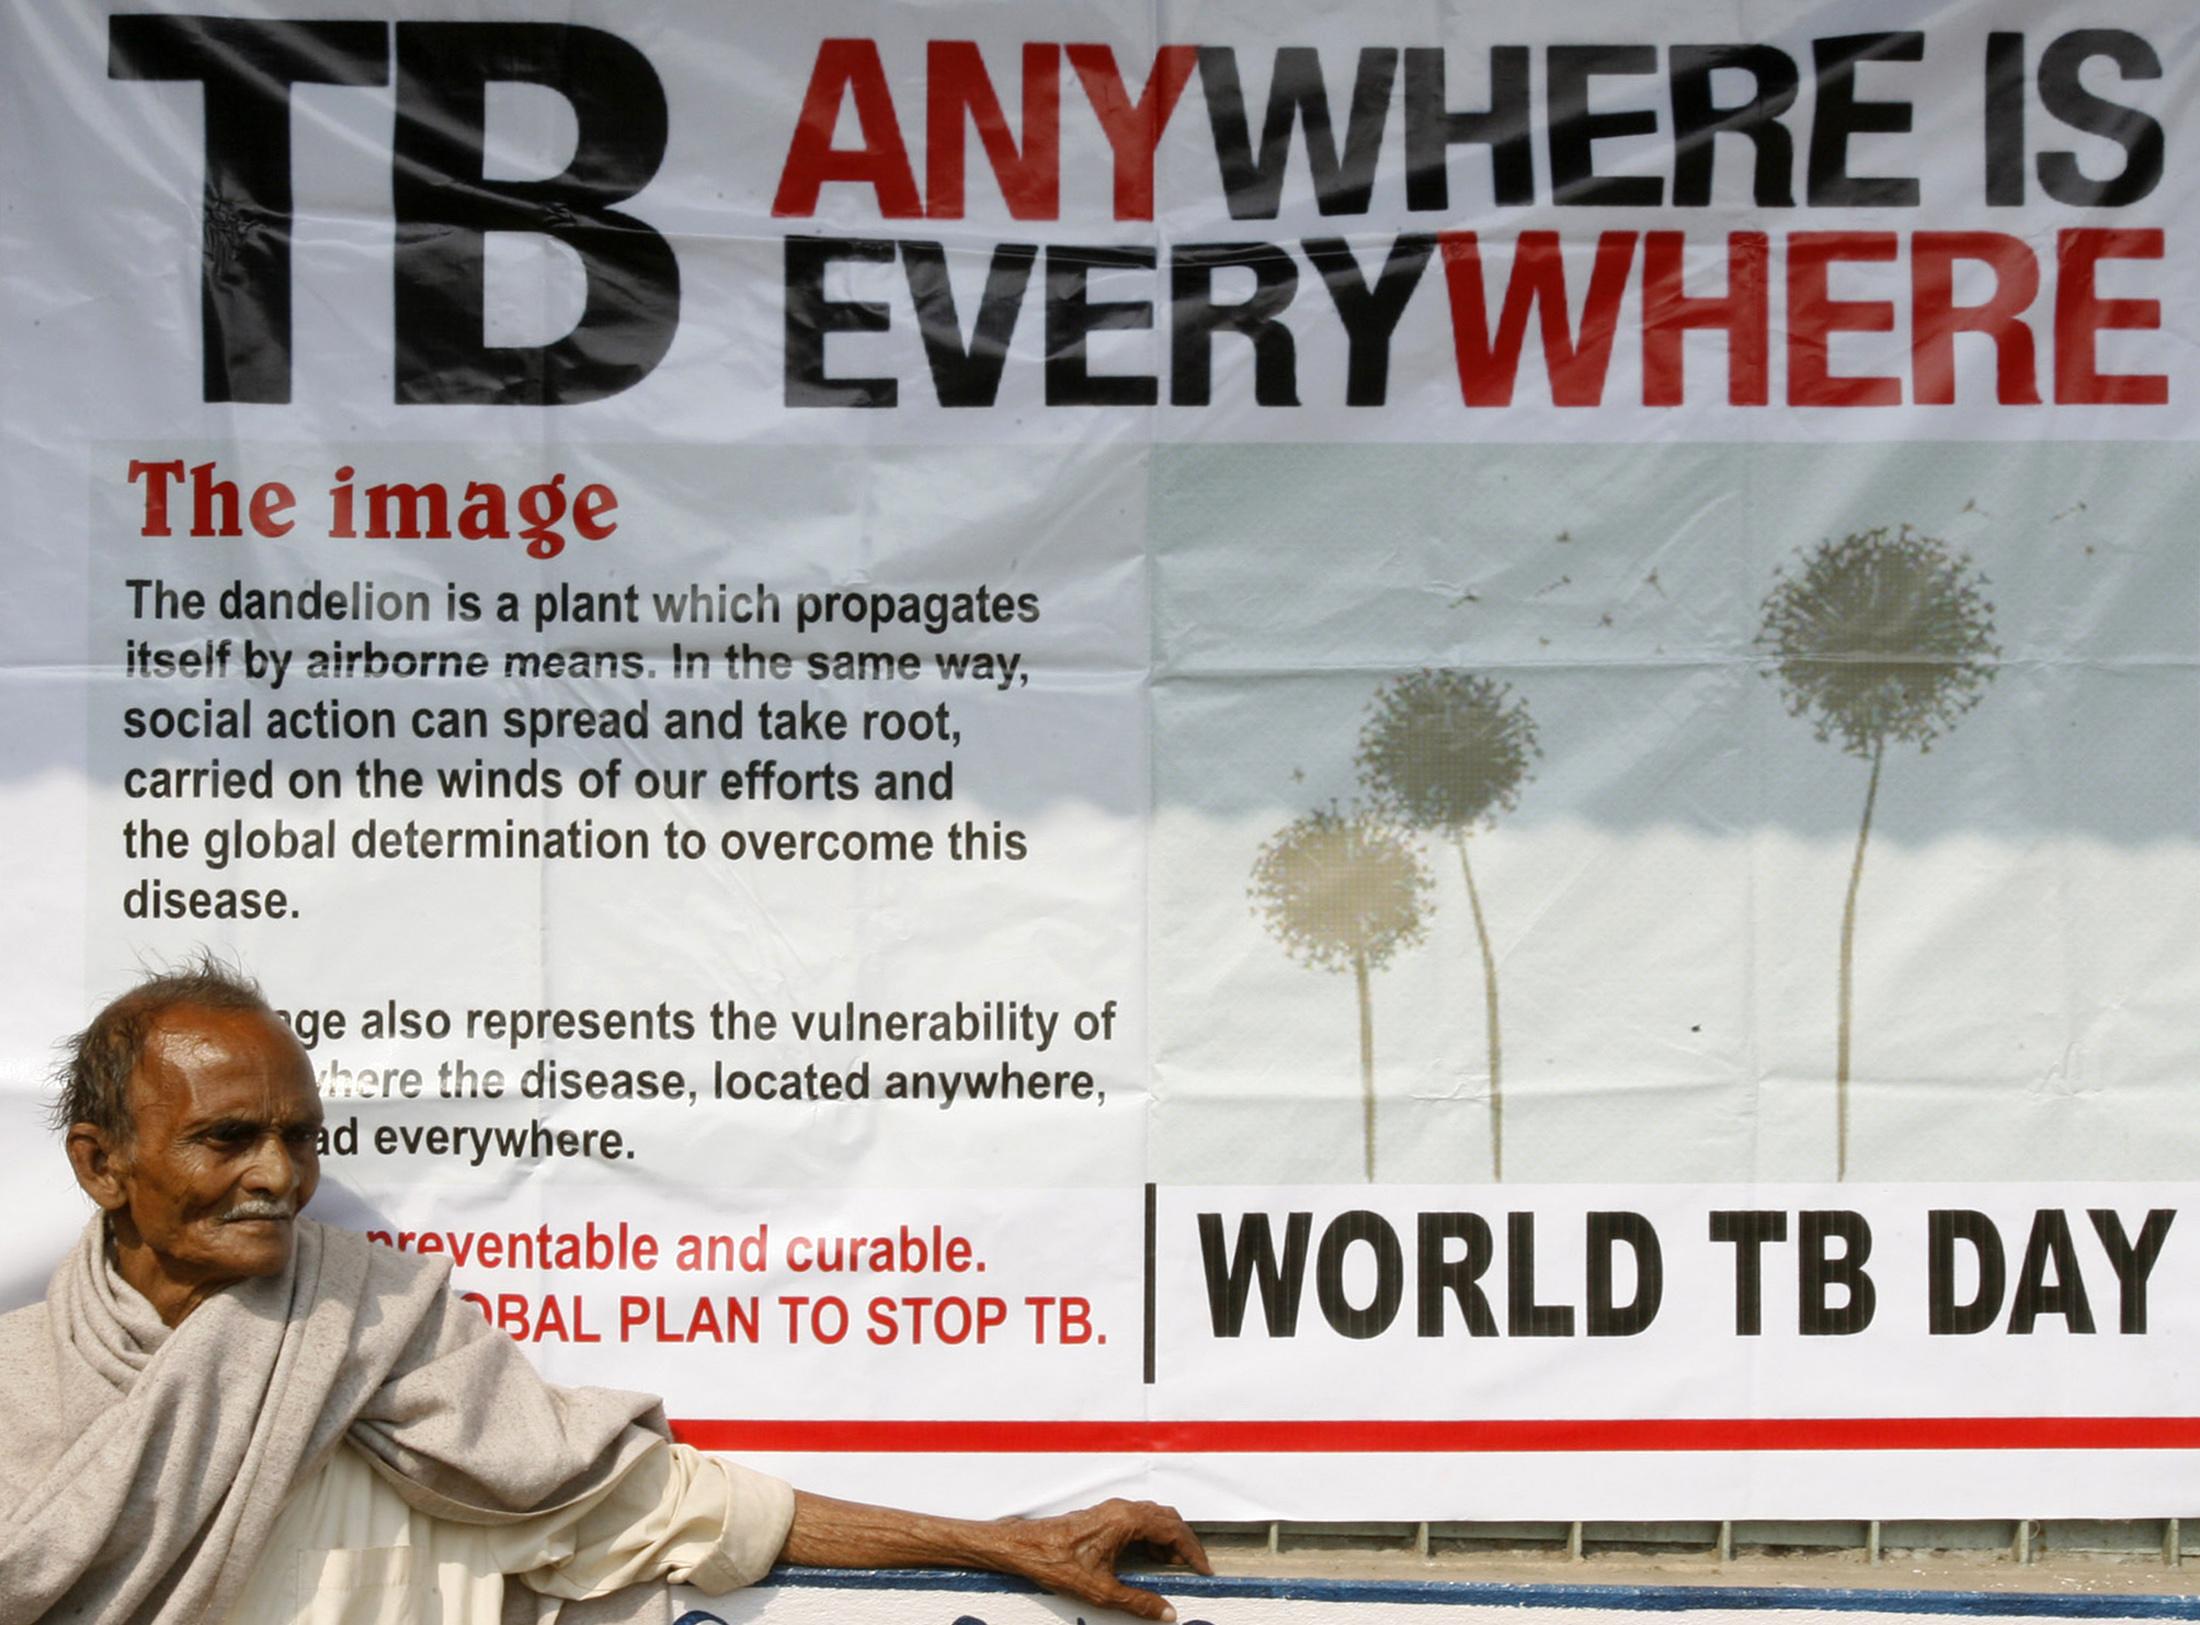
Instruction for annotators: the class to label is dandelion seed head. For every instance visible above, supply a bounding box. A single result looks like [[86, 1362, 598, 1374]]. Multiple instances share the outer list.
[[1356, 669, 1540, 835], [1757, 524, 1998, 758], [1249, 804, 1430, 973]]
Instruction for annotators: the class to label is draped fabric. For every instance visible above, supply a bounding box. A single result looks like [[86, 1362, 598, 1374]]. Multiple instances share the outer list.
[[0, 1218, 676, 1625]]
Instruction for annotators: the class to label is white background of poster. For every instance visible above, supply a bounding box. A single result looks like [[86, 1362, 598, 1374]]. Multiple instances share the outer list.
[[0, 0, 2195, 1520]]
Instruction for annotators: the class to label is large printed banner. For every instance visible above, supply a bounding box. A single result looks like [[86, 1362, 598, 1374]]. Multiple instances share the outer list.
[[0, 0, 2195, 1520]]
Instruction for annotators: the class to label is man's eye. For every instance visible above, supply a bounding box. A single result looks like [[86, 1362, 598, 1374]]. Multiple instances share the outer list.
[[285, 1126, 321, 1149]]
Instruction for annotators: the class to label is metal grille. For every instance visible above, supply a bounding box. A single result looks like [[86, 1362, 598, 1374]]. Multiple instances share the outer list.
[[1192, 1518, 2188, 1569]]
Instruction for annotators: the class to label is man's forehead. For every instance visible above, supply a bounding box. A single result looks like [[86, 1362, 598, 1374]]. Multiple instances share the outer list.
[[133, 1006, 317, 1119]]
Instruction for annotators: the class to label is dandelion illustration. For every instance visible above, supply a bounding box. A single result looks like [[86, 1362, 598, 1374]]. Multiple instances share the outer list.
[[1250, 804, 1431, 1181], [1757, 524, 1998, 1178], [1356, 671, 1539, 1180]]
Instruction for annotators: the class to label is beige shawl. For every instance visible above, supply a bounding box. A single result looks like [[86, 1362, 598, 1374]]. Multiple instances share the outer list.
[[0, 1217, 676, 1625]]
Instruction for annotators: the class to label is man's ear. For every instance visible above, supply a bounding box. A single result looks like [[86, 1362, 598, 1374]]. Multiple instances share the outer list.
[[66, 1124, 130, 1212]]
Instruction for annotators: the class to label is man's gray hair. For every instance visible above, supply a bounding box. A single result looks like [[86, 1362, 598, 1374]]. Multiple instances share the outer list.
[[53, 955, 271, 1138]]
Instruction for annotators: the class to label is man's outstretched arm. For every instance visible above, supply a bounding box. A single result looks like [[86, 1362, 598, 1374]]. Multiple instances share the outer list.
[[780, 1491, 1213, 1622]]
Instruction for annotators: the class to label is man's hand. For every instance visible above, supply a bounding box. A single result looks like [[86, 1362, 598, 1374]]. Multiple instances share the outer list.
[[968, 1498, 1212, 1621], [782, 1490, 1212, 1621]]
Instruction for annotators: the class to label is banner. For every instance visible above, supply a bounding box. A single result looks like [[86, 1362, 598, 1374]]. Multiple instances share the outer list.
[[0, 0, 2194, 1519]]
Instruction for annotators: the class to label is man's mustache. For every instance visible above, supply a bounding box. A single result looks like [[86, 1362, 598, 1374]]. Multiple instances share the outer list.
[[220, 1200, 297, 1223]]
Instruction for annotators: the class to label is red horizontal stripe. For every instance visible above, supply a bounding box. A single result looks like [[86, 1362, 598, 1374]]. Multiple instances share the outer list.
[[668, 1417, 2200, 1453]]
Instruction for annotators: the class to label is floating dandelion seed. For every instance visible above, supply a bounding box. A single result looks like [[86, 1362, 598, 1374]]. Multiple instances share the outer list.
[[1757, 525, 1998, 1179], [1356, 671, 1539, 1180], [1250, 804, 1430, 1181]]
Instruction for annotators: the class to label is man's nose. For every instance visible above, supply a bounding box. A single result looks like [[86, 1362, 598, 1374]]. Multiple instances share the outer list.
[[241, 1133, 302, 1196]]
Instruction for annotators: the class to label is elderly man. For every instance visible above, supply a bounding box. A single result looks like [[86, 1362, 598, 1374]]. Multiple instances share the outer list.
[[0, 965, 1207, 1624]]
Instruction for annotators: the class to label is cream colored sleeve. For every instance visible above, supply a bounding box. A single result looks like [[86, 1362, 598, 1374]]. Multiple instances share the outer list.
[[513, 1441, 797, 1600]]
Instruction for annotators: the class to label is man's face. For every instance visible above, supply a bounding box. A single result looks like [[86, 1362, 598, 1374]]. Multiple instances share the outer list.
[[103, 1005, 323, 1295]]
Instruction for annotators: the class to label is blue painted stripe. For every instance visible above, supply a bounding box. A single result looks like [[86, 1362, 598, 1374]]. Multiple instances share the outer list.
[[742, 1568, 2200, 1618]]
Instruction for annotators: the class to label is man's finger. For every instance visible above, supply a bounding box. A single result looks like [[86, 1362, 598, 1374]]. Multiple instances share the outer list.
[[1124, 1504, 1212, 1575], [1093, 1576, 1178, 1623]]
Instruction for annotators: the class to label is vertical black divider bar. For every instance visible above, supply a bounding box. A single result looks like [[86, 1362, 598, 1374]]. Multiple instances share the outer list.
[[1143, 1182, 1158, 1385]]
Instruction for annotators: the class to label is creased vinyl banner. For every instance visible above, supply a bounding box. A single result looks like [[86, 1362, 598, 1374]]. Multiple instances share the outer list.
[[0, 0, 2193, 1522]]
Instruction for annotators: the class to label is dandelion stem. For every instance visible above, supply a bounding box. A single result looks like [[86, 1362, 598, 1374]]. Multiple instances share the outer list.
[[1457, 835, 1502, 1181], [1837, 736, 1885, 1180], [1354, 948, 1376, 1181]]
